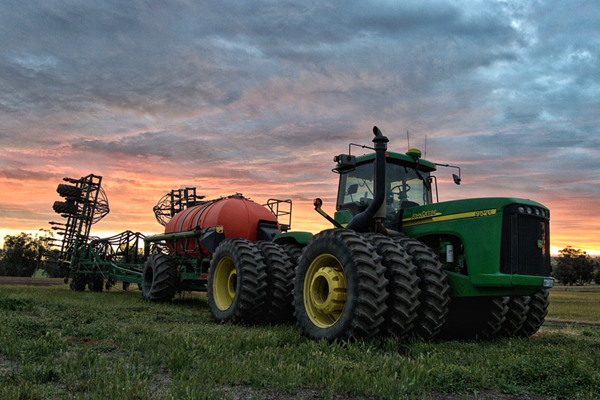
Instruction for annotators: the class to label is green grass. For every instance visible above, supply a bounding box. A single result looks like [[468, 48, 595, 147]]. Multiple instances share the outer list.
[[548, 287, 600, 323], [0, 284, 599, 399]]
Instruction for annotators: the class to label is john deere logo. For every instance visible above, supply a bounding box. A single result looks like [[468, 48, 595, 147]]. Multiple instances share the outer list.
[[410, 210, 439, 220]]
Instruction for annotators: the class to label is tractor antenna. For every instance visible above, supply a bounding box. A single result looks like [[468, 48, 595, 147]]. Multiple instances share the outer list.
[[407, 130, 410, 150], [425, 135, 427, 158]]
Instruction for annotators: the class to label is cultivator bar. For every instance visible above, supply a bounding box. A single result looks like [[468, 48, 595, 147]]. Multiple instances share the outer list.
[[50, 174, 109, 270], [49, 174, 147, 291]]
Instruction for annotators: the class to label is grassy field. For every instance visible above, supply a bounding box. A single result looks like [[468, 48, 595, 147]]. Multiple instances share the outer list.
[[0, 281, 599, 400]]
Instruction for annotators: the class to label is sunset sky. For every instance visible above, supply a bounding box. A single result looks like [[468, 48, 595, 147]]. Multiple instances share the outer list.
[[1, 0, 599, 255]]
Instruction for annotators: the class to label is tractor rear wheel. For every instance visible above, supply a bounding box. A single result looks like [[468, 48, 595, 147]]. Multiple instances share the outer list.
[[257, 241, 295, 323], [394, 236, 450, 339], [364, 233, 420, 338], [142, 254, 178, 302], [294, 229, 388, 342], [207, 238, 268, 324], [517, 289, 549, 337]]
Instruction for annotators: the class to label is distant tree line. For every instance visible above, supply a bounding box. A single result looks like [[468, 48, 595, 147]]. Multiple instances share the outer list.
[[552, 246, 600, 286], [0, 230, 64, 278]]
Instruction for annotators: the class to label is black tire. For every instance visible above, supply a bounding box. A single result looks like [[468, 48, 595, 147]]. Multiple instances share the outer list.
[[281, 243, 304, 265], [91, 274, 104, 292], [294, 229, 388, 342], [364, 233, 420, 338], [207, 238, 268, 324], [394, 236, 450, 339], [257, 241, 295, 323], [105, 278, 116, 291], [499, 296, 530, 337], [73, 273, 88, 292], [517, 289, 549, 337], [142, 254, 178, 302], [440, 296, 509, 340], [57, 184, 82, 199], [53, 200, 78, 215], [122, 281, 131, 291]]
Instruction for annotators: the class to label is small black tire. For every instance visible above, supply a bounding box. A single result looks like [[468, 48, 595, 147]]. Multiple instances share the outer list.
[[499, 296, 530, 337], [207, 238, 268, 324], [294, 229, 388, 342], [257, 241, 295, 324], [394, 236, 450, 339], [53, 200, 78, 215], [364, 233, 420, 338], [57, 184, 82, 199], [91, 274, 104, 292], [122, 281, 131, 291], [73, 273, 88, 292], [517, 289, 549, 337], [142, 254, 178, 302]]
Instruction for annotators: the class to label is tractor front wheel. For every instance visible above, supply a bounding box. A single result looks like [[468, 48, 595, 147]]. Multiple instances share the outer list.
[[294, 229, 388, 342], [517, 289, 549, 337], [207, 238, 268, 324], [141, 254, 178, 302], [499, 296, 530, 337]]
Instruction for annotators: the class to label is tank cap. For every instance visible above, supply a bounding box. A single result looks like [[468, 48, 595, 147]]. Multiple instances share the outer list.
[[406, 148, 422, 159]]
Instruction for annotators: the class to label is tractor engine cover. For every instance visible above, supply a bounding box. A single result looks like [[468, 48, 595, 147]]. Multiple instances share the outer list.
[[164, 197, 279, 257]]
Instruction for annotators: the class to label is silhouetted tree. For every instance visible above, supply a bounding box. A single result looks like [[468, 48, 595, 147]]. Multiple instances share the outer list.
[[553, 247, 595, 286], [0, 230, 54, 277]]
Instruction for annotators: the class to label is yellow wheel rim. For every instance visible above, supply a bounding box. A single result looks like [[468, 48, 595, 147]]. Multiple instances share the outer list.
[[304, 253, 347, 328], [213, 256, 237, 311]]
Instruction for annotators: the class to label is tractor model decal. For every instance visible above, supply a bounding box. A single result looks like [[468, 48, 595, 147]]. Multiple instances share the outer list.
[[403, 208, 497, 227]]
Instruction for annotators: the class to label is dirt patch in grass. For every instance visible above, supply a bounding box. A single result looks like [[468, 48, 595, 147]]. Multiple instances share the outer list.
[[0, 277, 65, 286]]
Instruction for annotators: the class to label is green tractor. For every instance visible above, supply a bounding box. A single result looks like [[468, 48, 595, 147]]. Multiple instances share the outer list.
[[288, 127, 553, 341]]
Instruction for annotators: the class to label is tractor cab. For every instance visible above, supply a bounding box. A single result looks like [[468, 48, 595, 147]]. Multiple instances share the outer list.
[[333, 149, 436, 229]]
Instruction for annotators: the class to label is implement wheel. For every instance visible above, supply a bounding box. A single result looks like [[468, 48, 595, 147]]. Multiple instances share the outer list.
[[91, 274, 104, 293], [207, 238, 267, 324], [57, 184, 82, 199], [142, 254, 178, 302], [53, 200, 78, 215], [72, 273, 88, 292], [294, 229, 388, 342]]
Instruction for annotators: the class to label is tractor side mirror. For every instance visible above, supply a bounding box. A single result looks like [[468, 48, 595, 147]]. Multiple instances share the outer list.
[[452, 173, 461, 185]]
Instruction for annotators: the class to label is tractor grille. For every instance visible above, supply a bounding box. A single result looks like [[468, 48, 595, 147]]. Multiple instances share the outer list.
[[500, 204, 551, 276]]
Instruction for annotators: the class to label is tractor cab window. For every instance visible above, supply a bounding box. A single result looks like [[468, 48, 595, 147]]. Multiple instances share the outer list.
[[337, 161, 432, 216]]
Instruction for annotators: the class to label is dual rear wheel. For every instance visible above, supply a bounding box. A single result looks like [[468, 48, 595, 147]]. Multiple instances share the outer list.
[[294, 229, 450, 342]]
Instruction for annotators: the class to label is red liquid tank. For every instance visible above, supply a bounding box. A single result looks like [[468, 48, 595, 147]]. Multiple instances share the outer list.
[[164, 196, 278, 257]]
